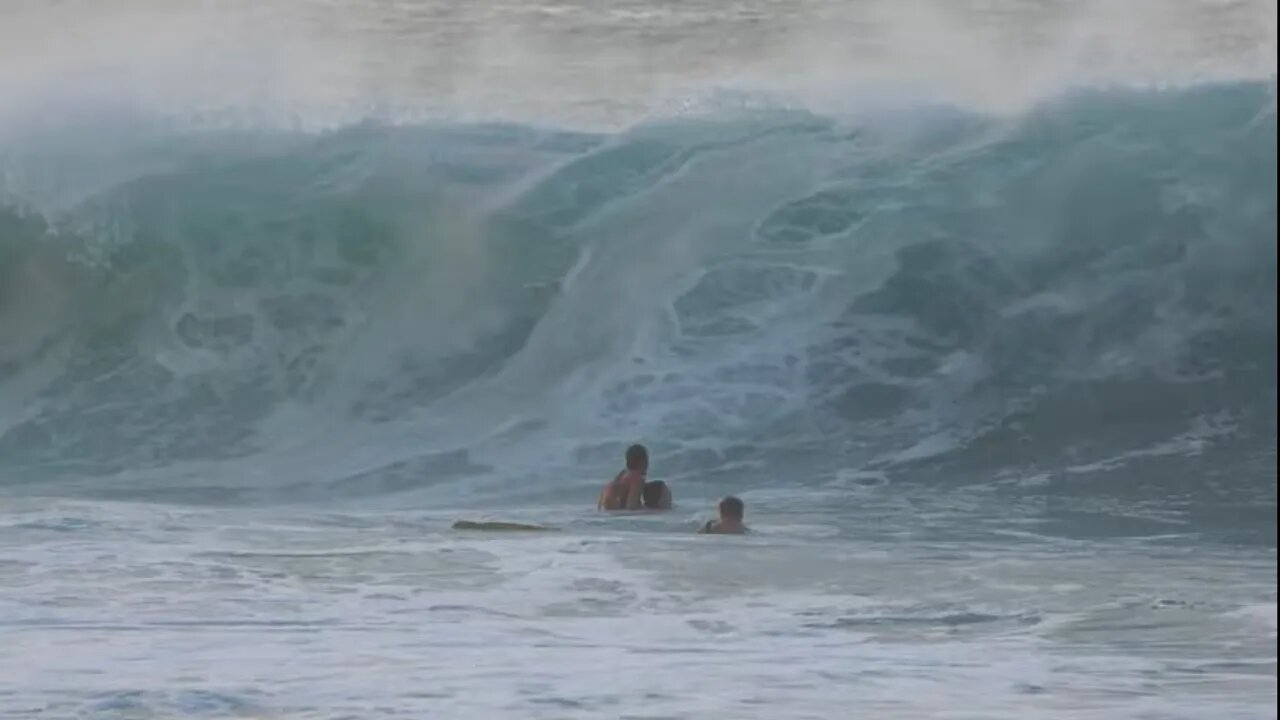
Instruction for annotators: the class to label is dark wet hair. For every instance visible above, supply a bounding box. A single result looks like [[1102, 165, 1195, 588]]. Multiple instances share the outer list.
[[642, 480, 669, 509], [625, 444, 649, 471], [719, 496, 744, 521]]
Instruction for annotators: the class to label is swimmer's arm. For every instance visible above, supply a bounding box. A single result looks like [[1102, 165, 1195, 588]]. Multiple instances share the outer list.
[[598, 471, 627, 511]]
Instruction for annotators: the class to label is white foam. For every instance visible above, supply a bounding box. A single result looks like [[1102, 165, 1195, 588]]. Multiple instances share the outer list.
[[1230, 602, 1279, 637], [6, 499, 1274, 718]]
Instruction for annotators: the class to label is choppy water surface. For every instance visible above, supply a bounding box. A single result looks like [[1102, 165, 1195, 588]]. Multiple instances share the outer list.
[[0, 1, 1275, 718], [1, 499, 1275, 719]]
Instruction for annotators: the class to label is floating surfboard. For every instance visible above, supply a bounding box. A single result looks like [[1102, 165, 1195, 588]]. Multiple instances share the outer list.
[[452, 520, 558, 532]]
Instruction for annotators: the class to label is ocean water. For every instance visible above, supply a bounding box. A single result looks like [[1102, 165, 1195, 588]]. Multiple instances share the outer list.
[[0, 1, 1277, 718]]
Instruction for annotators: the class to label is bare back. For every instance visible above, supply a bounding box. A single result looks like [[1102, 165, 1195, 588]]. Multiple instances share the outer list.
[[598, 470, 645, 510]]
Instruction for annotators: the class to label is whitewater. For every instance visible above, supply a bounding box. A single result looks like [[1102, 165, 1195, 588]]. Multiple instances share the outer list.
[[0, 1, 1276, 718]]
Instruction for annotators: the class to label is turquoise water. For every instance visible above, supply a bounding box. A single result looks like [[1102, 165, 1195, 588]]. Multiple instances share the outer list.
[[0, 2, 1276, 718]]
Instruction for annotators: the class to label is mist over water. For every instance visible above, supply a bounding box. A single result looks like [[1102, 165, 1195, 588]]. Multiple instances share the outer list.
[[1, 0, 1276, 131], [0, 2, 1276, 718]]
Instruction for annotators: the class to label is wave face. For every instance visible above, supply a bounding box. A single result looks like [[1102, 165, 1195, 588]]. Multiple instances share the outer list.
[[0, 82, 1275, 515]]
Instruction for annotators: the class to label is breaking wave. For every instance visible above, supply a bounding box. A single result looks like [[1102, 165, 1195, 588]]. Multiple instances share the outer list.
[[0, 81, 1274, 514]]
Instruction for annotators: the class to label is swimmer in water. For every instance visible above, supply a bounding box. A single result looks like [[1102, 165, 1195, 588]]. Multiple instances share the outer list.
[[641, 479, 673, 511], [597, 444, 651, 511], [597, 445, 674, 511], [698, 495, 747, 534]]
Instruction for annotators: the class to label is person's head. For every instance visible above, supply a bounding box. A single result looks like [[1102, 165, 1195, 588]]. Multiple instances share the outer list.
[[625, 444, 649, 472], [718, 496, 745, 522], [642, 480, 671, 510]]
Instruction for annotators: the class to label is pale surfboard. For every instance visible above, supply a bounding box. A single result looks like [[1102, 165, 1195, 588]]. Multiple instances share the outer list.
[[452, 520, 558, 532]]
